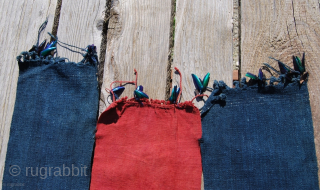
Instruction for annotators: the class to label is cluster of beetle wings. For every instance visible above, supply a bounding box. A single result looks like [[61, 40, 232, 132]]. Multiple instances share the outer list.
[[29, 39, 57, 57], [245, 53, 308, 89]]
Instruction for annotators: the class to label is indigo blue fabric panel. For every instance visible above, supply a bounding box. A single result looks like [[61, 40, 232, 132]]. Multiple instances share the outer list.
[[200, 82, 319, 190], [2, 52, 99, 190]]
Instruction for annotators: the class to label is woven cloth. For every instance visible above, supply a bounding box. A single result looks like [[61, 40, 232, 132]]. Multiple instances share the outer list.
[[200, 81, 319, 190], [2, 50, 99, 189], [90, 98, 202, 190]]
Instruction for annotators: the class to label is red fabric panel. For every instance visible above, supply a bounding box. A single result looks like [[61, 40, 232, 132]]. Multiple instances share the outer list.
[[90, 98, 202, 190]]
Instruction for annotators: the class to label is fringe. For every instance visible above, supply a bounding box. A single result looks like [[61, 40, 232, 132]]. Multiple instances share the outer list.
[[16, 49, 98, 68], [100, 96, 198, 117], [200, 76, 308, 116]]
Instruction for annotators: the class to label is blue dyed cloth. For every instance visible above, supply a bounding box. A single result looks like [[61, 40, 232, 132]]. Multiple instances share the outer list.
[[2, 50, 99, 190], [200, 80, 319, 190]]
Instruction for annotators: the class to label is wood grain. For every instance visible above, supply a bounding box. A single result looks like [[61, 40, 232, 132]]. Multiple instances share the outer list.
[[241, 0, 320, 183], [57, 0, 106, 63], [0, 0, 56, 187], [99, 0, 172, 113], [172, 0, 234, 108]]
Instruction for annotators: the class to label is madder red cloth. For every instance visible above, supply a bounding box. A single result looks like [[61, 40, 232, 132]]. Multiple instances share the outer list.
[[90, 98, 202, 190]]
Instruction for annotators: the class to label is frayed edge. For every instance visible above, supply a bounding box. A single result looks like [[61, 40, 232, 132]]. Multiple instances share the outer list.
[[234, 75, 307, 90], [100, 96, 198, 114], [200, 77, 308, 116], [16, 50, 98, 67]]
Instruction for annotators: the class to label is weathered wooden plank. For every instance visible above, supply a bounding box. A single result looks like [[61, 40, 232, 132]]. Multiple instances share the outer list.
[[233, 0, 240, 71], [0, 0, 57, 187], [241, 0, 320, 182], [57, 0, 106, 63], [173, 1, 233, 189], [100, 0, 172, 113], [172, 0, 234, 108]]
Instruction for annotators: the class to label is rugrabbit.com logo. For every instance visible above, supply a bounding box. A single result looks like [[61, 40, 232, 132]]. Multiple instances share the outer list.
[[7, 164, 88, 179]]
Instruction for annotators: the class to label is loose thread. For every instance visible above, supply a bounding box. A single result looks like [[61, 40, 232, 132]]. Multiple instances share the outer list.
[[107, 69, 138, 102], [36, 18, 48, 47], [106, 80, 136, 102], [47, 32, 86, 51], [191, 94, 209, 103], [47, 32, 86, 56], [56, 42, 85, 56]]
